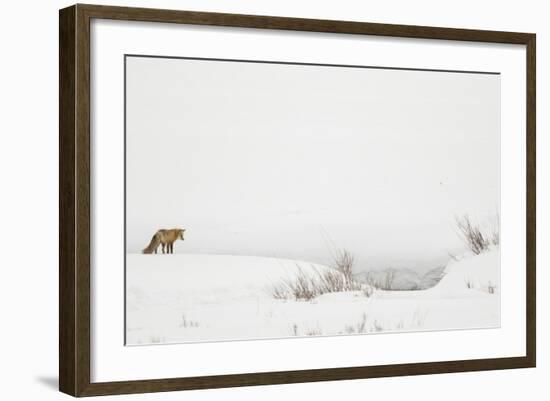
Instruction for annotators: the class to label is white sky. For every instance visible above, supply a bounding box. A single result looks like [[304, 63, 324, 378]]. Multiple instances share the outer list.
[[125, 56, 500, 271]]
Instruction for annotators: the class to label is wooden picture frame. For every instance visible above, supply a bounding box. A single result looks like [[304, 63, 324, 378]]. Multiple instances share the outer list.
[[59, 3, 536, 397]]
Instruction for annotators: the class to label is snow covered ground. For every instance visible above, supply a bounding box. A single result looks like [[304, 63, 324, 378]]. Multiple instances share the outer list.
[[126, 250, 499, 345]]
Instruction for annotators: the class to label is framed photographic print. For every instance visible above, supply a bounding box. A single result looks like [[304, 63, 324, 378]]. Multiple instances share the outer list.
[[59, 4, 536, 397]]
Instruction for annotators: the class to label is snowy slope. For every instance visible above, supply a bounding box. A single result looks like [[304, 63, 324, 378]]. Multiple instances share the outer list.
[[430, 250, 499, 296], [126, 250, 499, 345]]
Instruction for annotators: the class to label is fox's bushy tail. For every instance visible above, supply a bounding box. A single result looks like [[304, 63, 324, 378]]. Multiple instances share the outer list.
[[142, 233, 160, 254]]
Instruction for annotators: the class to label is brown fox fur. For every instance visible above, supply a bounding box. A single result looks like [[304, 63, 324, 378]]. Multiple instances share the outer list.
[[142, 228, 186, 254]]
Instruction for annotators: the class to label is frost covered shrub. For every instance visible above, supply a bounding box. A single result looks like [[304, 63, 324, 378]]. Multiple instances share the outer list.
[[365, 270, 396, 290]]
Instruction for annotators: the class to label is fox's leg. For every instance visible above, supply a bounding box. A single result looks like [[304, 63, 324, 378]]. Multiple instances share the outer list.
[[161, 243, 165, 254], [170, 243, 174, 253]]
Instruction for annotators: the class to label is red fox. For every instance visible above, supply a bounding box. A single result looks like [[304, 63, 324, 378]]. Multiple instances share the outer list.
[[142, 228, 185, 254]]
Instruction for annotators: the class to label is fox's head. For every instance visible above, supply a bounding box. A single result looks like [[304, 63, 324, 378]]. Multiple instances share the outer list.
[[178, 229, 186, 240]]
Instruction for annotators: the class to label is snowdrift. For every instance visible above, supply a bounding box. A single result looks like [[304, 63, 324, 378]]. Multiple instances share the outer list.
[[126, 250, 499, 345]]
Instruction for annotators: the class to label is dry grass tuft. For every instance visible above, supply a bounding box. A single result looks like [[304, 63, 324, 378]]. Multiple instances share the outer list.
[[271, 250, 372, 301], [455, 214, 499, 255]]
